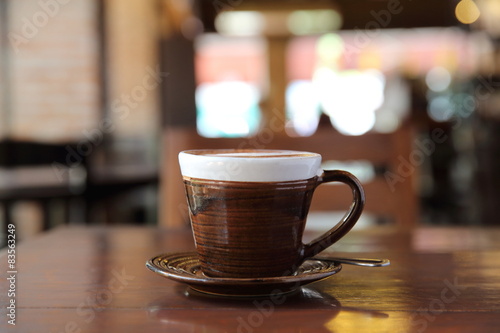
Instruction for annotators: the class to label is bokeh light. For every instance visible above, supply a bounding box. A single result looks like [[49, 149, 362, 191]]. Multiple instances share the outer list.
[[427, 95, 454, 122], [285, 80, 321, 136], [455, 0, 481, 24], [287, 10, 342, 36], [215, 11, 265, 36], [314, 68, 385, 136], [425, 66, 452, 92], [196, 81, 260, 137]]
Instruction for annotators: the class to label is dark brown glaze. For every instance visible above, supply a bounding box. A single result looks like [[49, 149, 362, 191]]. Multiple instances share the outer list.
[[184, 177, 317, 278], [301, 170, 365, 259], [183, 170, 365, 278]]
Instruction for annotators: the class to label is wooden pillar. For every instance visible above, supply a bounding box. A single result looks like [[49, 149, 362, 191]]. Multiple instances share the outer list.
[[264, 36, 288, 134], [160, 35, 197, 128], [105, 0, 161, 145]]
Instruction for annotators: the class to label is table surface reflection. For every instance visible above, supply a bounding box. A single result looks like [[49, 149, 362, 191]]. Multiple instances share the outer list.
[[1, 225, 500, 333]]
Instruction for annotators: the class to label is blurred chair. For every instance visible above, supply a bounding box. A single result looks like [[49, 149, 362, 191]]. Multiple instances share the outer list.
[[82, 144, 159, 224], [0, 139, 86, 238], [160, 123, 418, 229]]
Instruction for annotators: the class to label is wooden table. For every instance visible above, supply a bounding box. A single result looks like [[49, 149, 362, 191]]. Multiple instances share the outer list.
[[1, 226, 499, 332]]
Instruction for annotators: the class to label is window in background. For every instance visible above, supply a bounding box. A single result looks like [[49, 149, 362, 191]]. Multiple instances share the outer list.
[[194, 35, 266, 137], [285, 80, 321, 136], [285, 36, 320, 137], [286, 33, 392, 136], [285, 28, 478, 136], [194, 25, 478, 138]]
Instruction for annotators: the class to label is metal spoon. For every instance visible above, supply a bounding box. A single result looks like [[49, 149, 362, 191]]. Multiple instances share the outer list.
[[312, 256, 390, 267]]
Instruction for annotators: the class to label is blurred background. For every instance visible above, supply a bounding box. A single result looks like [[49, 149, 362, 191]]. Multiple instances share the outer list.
[[1, 0, 500, 245]]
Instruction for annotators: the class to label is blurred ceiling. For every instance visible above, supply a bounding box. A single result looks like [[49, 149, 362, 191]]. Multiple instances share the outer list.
[[198, 0, 459, 32]]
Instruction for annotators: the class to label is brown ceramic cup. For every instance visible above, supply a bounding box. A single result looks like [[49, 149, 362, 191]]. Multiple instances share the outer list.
[[178, 149, 365, 278]]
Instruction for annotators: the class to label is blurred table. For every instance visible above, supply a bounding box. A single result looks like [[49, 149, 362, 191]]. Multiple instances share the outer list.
[[1, 226, 500, 332], [0, 166, 81, 235]]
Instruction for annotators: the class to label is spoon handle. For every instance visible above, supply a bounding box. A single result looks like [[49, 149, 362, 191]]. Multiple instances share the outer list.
[[312, 256, 391, 267]]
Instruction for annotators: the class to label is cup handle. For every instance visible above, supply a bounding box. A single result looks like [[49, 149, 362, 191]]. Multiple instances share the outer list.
[[301, 170, 365, 260]]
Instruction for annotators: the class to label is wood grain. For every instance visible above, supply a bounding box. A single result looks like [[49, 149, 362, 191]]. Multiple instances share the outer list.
[[1, 226, 499, 332]]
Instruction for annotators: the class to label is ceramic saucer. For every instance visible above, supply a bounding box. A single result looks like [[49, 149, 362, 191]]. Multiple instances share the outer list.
[[146, 252, 342, 297]]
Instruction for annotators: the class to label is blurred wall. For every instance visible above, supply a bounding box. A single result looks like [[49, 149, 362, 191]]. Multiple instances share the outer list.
[[1, 0, 162, 153], [5, 0, 100, 142]]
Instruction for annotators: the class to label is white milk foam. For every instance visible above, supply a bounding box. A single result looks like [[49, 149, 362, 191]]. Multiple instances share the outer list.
[[179, 149, 322, 182]]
